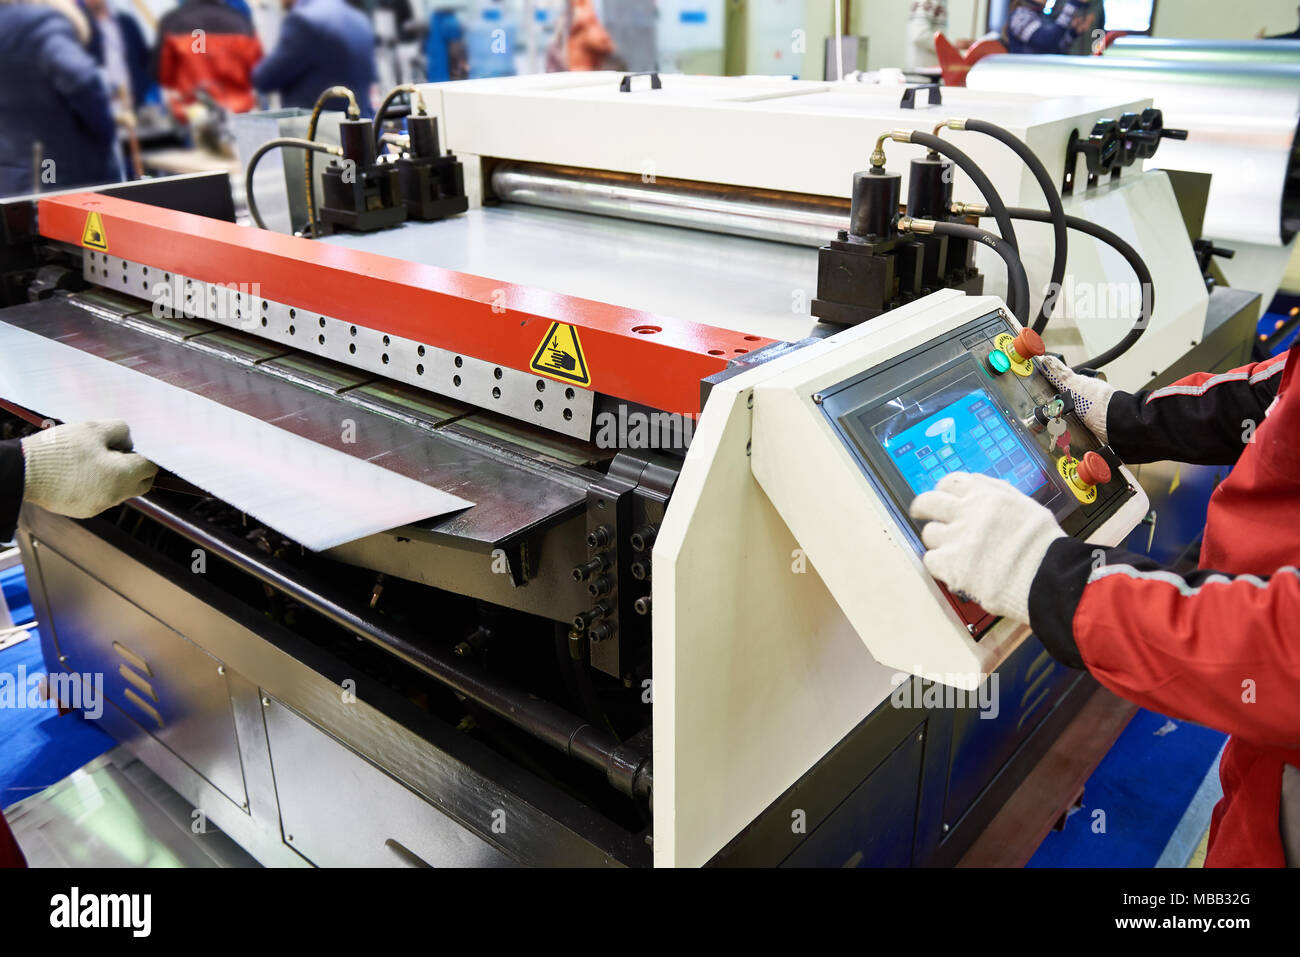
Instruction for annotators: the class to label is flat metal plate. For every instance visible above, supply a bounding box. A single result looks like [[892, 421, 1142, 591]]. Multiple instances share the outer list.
[[0, 298, 591, 548], [0, 313, 473, 551], [322, 204, 825, 343]]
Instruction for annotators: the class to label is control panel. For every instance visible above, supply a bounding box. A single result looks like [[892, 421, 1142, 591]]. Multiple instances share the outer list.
[[816, 308, 1136, 633], [749, 291, 1148, 684]]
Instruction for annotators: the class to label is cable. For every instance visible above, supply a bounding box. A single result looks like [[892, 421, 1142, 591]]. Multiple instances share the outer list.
[[304, 86, 360, 238], [373, 83, 427, 155], [244, 137, 342, 231], [943, 119, 1069, 336], [901, 217, 1031, 327], [972, 206, 1154, 369]]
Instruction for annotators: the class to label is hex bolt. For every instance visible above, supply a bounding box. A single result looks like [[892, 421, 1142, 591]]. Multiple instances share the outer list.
[[634, 596, 651, 616], [572, 555, 608, 582], [587, 525, 612, 548], [588, 575, 613, 598], [630, 561, 649, 581], [630, 525, 657, 552], [589, 622, 617, 643]]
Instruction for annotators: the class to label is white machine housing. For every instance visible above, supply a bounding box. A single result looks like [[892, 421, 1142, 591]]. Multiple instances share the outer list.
[[653, 290, 1148, 867], [415, 72, 1210, 390]]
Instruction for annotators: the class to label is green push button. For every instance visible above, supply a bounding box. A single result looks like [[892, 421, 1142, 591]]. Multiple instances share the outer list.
[[987, 350, 1012, 375]]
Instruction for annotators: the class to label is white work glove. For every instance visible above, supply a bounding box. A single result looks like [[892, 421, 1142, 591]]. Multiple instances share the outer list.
[[1039, 355, 1114, 444], [20, 421, 157, 519], [909, 472, 1065, 625]]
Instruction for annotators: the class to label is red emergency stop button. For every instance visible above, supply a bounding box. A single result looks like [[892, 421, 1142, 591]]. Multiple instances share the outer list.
[[1073, 451, 1112, 490], [1007, 328, 1045, 364]]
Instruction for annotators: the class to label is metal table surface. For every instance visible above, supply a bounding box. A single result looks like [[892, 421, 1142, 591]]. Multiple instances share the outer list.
[[0, 295, 595, 549], [322, 203, 827, 343]]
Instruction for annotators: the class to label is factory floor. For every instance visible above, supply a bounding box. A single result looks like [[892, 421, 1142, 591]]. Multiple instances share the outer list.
[[0, 561, 1225, 868]]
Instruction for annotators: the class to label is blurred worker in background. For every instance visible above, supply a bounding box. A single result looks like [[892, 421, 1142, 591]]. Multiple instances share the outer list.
[[155, 0, 261, 122], [0, 420, 158, 867], [252, 0, 377, 116], [83, 0, 152, 180], [546, 0, 613, 72], [0, 0, 120, 196], [912, 346, 1300, 867], [83, 0, 151, 110], [426, 6, 468, 82], [904, 0, 948, 74], [1003, 0, 1099, 55]]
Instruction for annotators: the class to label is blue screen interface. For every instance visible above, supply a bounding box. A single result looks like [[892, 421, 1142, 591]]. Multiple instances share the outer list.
[[879, 390, 1049, 497]]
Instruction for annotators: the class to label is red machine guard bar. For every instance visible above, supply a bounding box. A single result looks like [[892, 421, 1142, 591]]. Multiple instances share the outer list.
[[39, 193, 776, 416]]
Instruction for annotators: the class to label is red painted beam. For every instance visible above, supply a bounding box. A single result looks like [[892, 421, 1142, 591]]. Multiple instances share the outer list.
[[39, 193, 775, 415]]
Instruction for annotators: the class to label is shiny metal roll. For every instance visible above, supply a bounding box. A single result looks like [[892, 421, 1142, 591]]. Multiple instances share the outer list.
[[490, 162, 849, 247], [1107, 36, 1300, 66], [967, 54, 1300, 246]]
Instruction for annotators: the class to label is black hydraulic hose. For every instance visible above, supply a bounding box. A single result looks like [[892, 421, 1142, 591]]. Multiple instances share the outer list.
[[960, 120, 1069, 336], [123, 495, 651, 798], [905, 218, 1030, 327], [245, 137, 341, 231], [998, 207, 1154, 370], [905, 131, 1022, 318], [373, 83, 424, 154]]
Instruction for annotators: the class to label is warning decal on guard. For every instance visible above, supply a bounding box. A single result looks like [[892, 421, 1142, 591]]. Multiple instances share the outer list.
[[81, 211, 108, 251], [529, 321, 591, 386]]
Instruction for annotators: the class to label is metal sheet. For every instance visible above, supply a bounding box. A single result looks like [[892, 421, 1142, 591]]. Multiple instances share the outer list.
[[1107, 36, 1300, 67], [0, 298, 590, 548], [0, 320, 473, 551], [322, 204, 827, 343]]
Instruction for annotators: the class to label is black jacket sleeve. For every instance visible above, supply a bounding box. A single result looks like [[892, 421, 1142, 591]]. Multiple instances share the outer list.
[[0, 438, 24, 542], [1105, 352, 1288, 466]]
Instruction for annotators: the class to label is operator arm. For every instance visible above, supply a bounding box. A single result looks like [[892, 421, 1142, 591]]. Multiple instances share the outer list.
[[0, 440, 23, 541], [1042, 352, 1287, 467], [0, 422, 158, 541], [1107, 352, 1288, 466], [1030, 538, 1300, 750]]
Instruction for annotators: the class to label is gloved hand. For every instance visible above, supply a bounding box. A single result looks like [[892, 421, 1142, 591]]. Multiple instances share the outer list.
[[909, 472, 1065, 625], [1039, 355, 1114, 443], [20, 421, 157, 519]]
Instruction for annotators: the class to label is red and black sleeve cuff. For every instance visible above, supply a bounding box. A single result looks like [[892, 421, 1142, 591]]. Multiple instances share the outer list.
[[0, 438, 24, 541], [1027, 536, 1096, 670]]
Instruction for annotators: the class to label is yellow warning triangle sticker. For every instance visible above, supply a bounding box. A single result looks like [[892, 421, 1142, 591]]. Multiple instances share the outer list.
[[81, 211, 108, 251], [529, 321, 591, 386]]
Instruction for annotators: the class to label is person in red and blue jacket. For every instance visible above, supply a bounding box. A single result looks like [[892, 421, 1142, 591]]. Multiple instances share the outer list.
[[155, 0, 262, 121], [912, 342, 1300, 867]]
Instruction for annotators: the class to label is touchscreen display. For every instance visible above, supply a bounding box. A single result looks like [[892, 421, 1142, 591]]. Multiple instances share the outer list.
[[873, 388, 1049, 498]]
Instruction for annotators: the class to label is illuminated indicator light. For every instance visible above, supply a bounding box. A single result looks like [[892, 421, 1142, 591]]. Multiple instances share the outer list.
[[987, 350, 1011, 375]]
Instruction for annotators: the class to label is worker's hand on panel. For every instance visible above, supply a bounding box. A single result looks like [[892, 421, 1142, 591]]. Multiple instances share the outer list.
[[1038, 355, 1114, 443], [909, 472, 1065, 626], [20, 420, 158, 519]]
